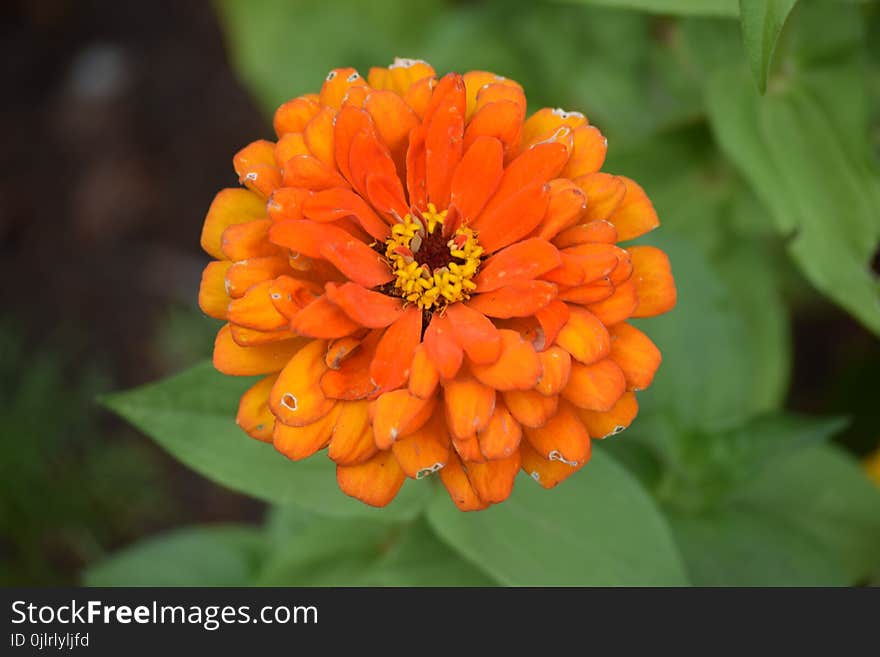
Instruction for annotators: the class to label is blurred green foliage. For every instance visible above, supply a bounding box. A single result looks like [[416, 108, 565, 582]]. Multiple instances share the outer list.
[[92, 0, 880, 586]]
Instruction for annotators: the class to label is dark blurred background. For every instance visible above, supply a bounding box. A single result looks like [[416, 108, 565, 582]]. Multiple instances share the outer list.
[[1, 0, 878, 585]]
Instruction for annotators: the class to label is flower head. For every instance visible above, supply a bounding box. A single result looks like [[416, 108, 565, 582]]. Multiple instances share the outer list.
[[198, 59, 676, 510]]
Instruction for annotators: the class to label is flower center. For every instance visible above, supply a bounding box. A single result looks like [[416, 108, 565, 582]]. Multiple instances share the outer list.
[[384, 203, 483, 310]]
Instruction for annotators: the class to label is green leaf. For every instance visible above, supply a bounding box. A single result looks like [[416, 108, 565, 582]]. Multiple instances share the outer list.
[[651, 413, 847, 512], [556, 0, 739, 18], [427, 451, 689, 586], [707, 65, 880, 336], [83, 525, 266, 586], [255, 517, 393, 586], [101, 362, 432, 521], [733, 444, 880, 582], [739, 0, 798, 92], [630, 234, 773, 430], [669, 508, 848, 585], [366, 519, 498, 586]]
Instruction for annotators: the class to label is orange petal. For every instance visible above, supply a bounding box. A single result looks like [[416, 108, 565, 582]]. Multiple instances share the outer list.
[[443, 375, 497, 440], [268, 218, 329, 258], [229, 325, 298, 347], [337, 449, 406, 508], [199, 261, 232, 320], [327, 400, 377, 465], [557, 279, 615, 305], [273, 403, 341, 461], [449, 136, 504, 224], [576, 391, 638, 439], [423, 313, 463, 380], [463, 70, 500, 119], [235, 373, 278, 442], [609, 323, 662, 391], [521, 107, 588, 147], [502, 389, 558, 428], [320, 331, 381, 400], [303, 106, 337, 168], [607, 176, 659, 241], [561, 242, 622, 284], [303, 187, 390, 241], [473, 80, 526, 116], [267, 187, 311, 222], [471, 329, 541, 391], [534, 299, 570, 348], [421, 74, 465, 208], [227, 280, 289, 331], [609, 248, 633, 285], [319, 67, 367, 110], [522, 400, 590, 465], [269, 338, 335, 426], [221, 218, 284, 261], [560, 125, 606, 178], [555, 306, 610, 364], [290, 296, 361, 339], [476, 400, 522, 460], [274, 132, 310, 168], [234, 140, 281, 198], [474, 238, 561, 293], [478, 142, 568, 219], [465, 452, 520, 504], [274, 95, 320, 137], [324, 282, 406, 329], [403, 75, 435, 120], [535, 179, 588, 240], [368, 58, 436, 96], [364, 89, 419, 169], [452, 434, 485, 463], [333, 105, 375, 186], [320, 237, 393, 289], [409, 344, 440, 399], [463, 100, 523, 157], [553, 219, 618, 249], [201, 189, 266, 260], [466, 280, 556, 319], [349, 129, 408, 217], [371, 389, 436, 449], [587, 279, 639, 326], [365, 173, 410, 220], [439, 452, 488, 511], [520, 440, 585, 490], [575, 173, 627, 222], [629, 246, 676, 318], [562, 358, 626, 412], [535, 346, 572, 396], [405, 124, 428, 211], [282, 154, 349, 191], [471, 182, 551, 254], [391, 409, 450, 479], [370, 306, 421, 393], [445, 302, 502, 365], [268, 275, 322, 320], [225, 256, 291, 299], [213, 324, 305, 376]]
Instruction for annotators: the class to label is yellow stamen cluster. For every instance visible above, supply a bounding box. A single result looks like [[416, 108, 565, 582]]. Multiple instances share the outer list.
[[384, 204, 483, 310]]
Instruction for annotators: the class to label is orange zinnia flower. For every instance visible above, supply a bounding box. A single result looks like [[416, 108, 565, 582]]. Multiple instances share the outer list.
[[198, 59, 676, 510]]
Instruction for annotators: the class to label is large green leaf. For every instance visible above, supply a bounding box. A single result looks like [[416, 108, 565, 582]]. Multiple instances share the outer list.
[[707, 65, 880, 335], [83, 525, 266, 587], [733, 444, 880, 582], [669, 508, 847, 586], [427, 451, 689, 586], [367, 519, 498, 586], [739, 0, 798, 92], [101, 362, 432, 521], [558, 0, 739, 17], [630, 234, 777, 431]]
